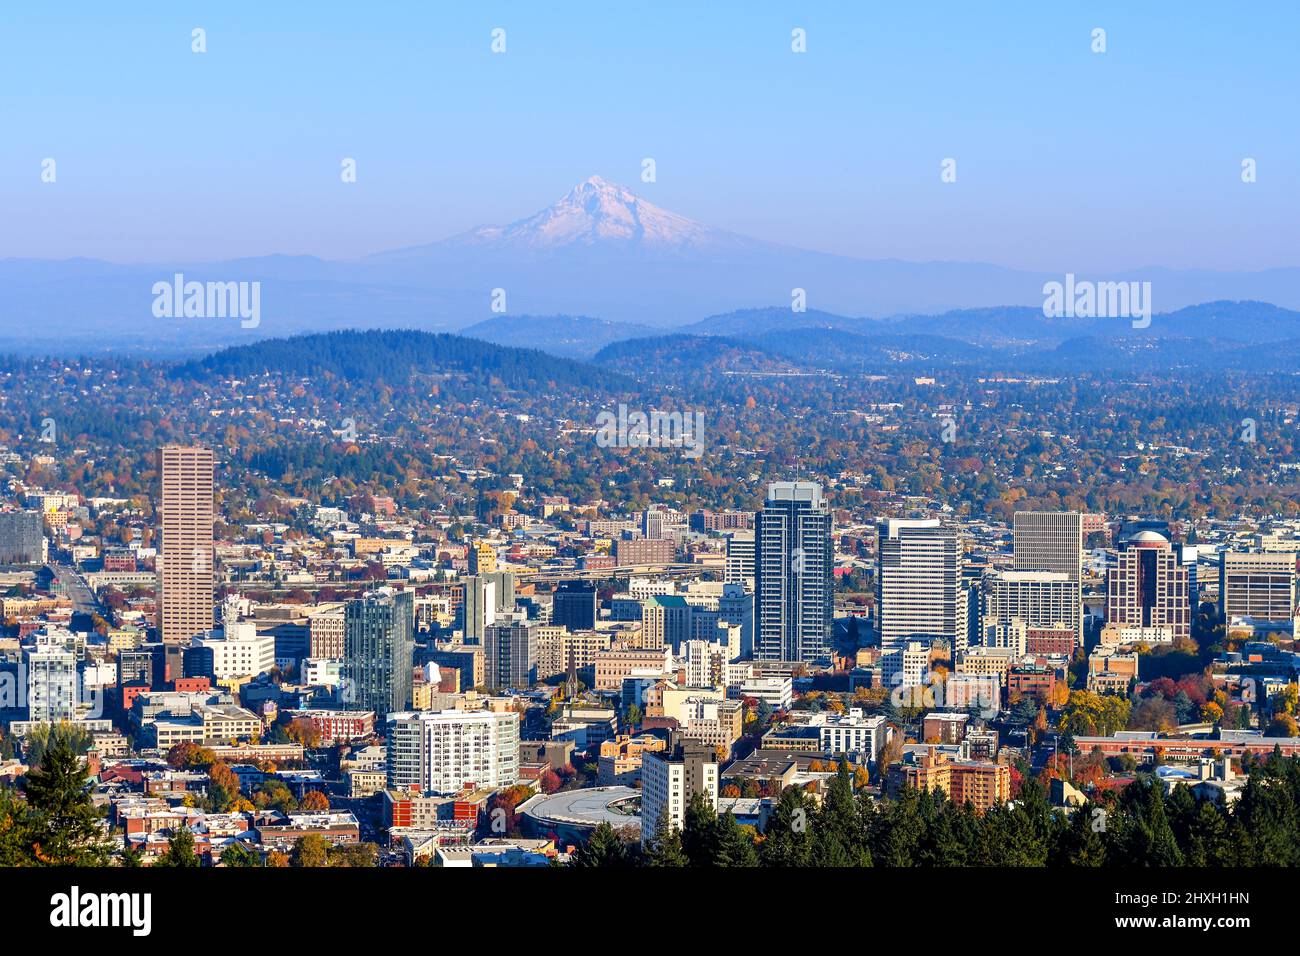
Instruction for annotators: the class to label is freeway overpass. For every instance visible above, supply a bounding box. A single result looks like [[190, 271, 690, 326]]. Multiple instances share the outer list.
[[216, 563, 723, 598], [513, 563, 720, 584]]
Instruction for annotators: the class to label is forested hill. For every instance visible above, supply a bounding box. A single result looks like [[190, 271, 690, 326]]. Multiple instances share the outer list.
[[594, 334, 797, 374], [170, 329, 627, 390]]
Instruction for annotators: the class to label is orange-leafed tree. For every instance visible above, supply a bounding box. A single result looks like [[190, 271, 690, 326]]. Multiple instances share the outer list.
[[300, 790, 331, 812]]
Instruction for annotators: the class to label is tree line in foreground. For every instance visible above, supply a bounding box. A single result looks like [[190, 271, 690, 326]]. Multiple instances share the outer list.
[[5, 739, 1300, 868], [573, 751, 1300, 867]]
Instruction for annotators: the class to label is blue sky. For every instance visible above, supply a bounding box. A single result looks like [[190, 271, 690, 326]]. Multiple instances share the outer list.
[[2, 1, 1296, 270]]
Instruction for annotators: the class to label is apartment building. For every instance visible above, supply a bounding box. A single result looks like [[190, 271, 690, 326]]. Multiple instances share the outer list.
[[886, 751, 1010, 811], [817, 708, 890, 762], [535, 626, 614, 683], [597, 733, 668, 786], [640, 736, 718, 843], [593, 644, 672, 692], [386, 709, 521, 795], [615, 537, 675, 567]]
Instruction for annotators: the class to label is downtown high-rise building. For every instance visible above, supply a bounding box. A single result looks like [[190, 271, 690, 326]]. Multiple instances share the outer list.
[[551, 580, 597, 631], [24, 643, 77, 723], [1218, 551, 1297, 623], [1106, 531, 1190, 641], [754, 481, 833, 663], [343, 588, 414, 720], [156, 444, 215, 646], [484, 620, 537, 690], [1013, 511, 1084, 581], [724, 531, 756, 591], [1012, 510, 1084, 638], [643, 507, 684, 540], [640, 734, 718, 844], [462, 571, 516, 645], [980, 570, 1079, 654], [642, 594, 693, 652], [0, 511, 45, 565], [718, 583, 755, 657], [877, 519, 967, 685]]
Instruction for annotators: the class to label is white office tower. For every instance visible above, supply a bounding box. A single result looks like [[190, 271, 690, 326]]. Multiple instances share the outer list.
[[193, 619, 277, 680], [462, 571, 516, 645], [754, 482, 833, 663], [386, 709, 520, 794], [981, 569, 1078, 650], [877, 519, 967, 686], [725, 531, 756, 591], [643, 508, 678, 540], [1012, 511, 1084, 639]]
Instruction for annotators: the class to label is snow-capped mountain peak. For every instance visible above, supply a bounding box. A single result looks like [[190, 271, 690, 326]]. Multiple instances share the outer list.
[[452, 175, 745, 254]]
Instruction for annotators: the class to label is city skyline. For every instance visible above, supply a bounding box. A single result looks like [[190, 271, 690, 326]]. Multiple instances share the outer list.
[[2, 1, 1297, 926]]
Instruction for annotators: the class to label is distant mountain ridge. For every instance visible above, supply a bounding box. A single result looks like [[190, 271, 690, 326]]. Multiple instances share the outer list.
[[103, 317, 1300, 396], [7, 175, 1300, 345], [466, 300, 1300, 363]]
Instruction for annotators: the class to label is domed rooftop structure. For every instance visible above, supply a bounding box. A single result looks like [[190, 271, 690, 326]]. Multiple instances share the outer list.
[[1127, 530, 1170, 548]]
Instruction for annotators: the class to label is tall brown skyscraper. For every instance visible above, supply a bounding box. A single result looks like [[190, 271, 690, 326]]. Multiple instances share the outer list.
[[157, 444, 215, 645], [1106, 531, 1190, 641]]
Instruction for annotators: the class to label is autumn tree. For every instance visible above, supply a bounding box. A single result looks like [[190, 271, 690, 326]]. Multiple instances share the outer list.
[[291, 834, 332, 867], [299, 789, 331, 812]]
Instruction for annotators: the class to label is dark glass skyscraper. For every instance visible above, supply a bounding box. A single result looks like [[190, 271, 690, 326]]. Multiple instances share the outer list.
[[552, 581, 597, 631], [754, 481, 833, 662], [343, 588, 414, 719], [484, 621, 537, 690]]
